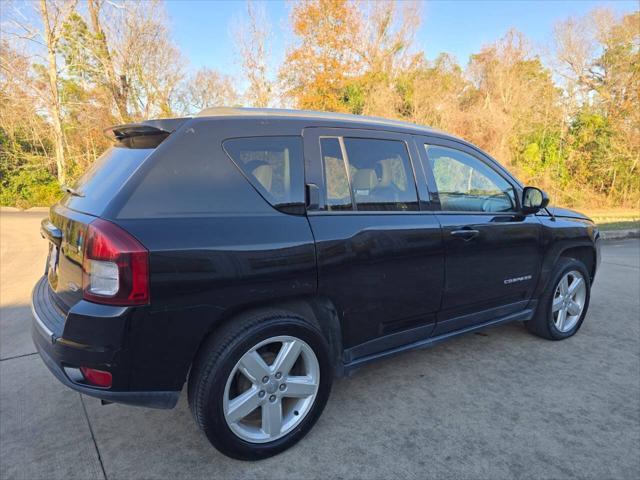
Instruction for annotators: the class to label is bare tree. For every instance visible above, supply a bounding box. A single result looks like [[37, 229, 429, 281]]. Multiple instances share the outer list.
[[0, 41, 53, 173], [358, 0, 419, 75], [41, 0, 79, 184], [179, 68, 239, 114], [235, 1, 272, 107], [358, 0, 420, 117], [86, 0, 129, 122], [5, 0, 78, 183], [116, 1, 185, 118]]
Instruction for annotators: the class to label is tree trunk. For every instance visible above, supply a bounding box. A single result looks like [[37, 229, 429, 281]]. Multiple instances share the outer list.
[[87, 0, 129, 123], [40, 0, 66, 185]]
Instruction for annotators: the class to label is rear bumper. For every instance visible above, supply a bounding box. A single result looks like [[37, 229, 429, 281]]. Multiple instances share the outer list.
[[31, 276, 179, 409]]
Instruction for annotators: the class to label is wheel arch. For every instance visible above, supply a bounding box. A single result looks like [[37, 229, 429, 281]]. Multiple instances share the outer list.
[[559, 245, 597, 281], [188, 295, 345, 385], [534, 241, 597, 300]]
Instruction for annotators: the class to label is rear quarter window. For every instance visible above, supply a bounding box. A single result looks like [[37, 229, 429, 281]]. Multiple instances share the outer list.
[[223, 137, 304, 212]]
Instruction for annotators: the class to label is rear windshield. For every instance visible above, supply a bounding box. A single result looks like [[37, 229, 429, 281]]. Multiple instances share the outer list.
[[63, 146, 153, 215]]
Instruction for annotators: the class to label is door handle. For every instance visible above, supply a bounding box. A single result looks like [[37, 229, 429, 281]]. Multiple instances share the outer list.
[[305, 183, 320, 210], [451, 229, 479, 241]]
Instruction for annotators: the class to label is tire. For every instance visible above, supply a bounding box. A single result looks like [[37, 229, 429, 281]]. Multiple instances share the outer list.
[[188, 310, 333, 460], [526, 257, 591, 340]]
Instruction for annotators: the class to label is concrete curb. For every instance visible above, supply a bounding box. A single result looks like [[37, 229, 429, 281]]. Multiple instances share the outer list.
[[600, 229, 640, 241], [0, 206, 49, 214]]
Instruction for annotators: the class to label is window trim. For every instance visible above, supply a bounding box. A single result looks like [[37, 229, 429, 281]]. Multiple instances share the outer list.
[[319, 136, 356, 211], [418, 137, 522, 214], [308, 128, 423, 214]]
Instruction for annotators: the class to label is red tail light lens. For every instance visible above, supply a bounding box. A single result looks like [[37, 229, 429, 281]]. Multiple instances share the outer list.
[[82, 218, 149, 305], [80, 366, 113, 388]]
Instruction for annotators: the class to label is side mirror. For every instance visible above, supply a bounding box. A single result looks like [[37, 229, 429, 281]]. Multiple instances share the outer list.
[[522, 186, 549, 215]]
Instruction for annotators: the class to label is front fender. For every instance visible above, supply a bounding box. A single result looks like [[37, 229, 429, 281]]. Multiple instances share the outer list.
[[533, 216, 598, 299]]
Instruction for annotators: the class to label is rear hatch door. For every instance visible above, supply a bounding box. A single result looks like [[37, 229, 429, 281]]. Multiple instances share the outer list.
[[42, 207, 96, 311], [42, 120, 185, 311]]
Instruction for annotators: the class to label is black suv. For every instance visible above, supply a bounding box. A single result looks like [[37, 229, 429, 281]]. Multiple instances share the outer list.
[[32, 108, 601, 460]]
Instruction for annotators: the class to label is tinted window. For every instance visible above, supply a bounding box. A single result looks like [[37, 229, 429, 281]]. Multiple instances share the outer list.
[[342, 138, 418, 211], [223, 137, 303, 210], [425, 145, 516, 212], [321, 137, 353, 211], [63, 146, 153, 215]]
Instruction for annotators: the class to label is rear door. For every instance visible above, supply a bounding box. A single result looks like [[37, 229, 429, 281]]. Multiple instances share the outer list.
[[303, 127, 444, 361], [415, 135, 543, 334]]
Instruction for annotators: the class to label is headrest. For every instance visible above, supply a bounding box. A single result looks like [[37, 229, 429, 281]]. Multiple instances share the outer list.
[[352, 169, 377, 195], [376, 160, 394, 186], [252, 163, 273, 191]]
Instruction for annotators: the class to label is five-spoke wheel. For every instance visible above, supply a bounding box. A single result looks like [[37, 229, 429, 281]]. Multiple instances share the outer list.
[[188, 311, 331, 460], [526, 257, 591, 340], [551, 270, 587, 333], [223, 336, 320, 443]]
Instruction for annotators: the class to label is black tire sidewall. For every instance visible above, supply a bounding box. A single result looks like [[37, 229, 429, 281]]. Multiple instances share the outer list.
[[542, 259, 591, 340], [198, 318, 332, 460]]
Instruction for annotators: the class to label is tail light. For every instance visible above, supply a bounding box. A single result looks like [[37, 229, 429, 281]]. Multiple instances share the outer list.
[[82, 219, 149, 305]]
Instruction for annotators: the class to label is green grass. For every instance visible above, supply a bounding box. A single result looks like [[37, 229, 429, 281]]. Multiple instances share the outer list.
[[580, 208, 639, 231], [597, 220, 640, 231]]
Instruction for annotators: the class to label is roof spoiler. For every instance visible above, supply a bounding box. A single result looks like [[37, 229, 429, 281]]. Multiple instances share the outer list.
[[104, 118, 189, 148]]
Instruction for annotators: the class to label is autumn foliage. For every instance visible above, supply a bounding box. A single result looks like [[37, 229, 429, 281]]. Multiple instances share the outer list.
[[1, 0, 638, 208]]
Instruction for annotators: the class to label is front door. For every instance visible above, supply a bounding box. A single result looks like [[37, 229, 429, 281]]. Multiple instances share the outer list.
[[416, 137, 543, 335], [303, 128, 444, 361]]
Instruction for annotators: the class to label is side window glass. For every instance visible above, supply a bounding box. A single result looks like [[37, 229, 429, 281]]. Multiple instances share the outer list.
[[320, 138, 353, 211], [425, 145, 516, 212], [342, 138, 419, 211], [223, 136, 304, 209]]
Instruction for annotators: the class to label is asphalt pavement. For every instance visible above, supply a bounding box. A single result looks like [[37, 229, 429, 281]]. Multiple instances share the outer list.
[[1, 210, 638, 479]]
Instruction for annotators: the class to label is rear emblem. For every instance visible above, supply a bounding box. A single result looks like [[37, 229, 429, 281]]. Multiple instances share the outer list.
[[68, 282, 80, 292]]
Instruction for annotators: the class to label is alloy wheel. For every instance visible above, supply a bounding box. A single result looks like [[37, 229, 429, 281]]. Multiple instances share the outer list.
[[552, 270, 587, 333], [223, 335, 320, 443]]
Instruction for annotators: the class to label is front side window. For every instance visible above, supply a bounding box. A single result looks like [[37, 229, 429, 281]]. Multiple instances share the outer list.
[[223, 136, 303, 209], [341, 138, 419, 211], [425, 145, 516, 212]]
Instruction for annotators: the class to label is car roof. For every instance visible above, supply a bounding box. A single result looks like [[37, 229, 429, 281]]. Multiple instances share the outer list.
[[196, 107, 447, 136]]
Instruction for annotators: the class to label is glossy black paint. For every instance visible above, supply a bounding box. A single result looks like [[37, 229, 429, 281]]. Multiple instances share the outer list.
[[46, 205, 96, 310], [31, 112, 600, 408], [434, 213, 542, 333]]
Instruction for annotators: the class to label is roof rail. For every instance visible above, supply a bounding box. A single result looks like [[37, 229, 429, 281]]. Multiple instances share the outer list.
[[196, 107, 437, 132]]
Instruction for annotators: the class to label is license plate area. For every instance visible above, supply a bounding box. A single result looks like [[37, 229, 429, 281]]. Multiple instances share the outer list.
[[46, 242, 60, 288]]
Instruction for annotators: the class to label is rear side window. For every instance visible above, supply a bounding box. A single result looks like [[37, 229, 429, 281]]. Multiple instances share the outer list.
[[342, 138, 418, 212], [321, 137, 353, 211], [63, 147, 153, 216], [223, 137, 304, 211]]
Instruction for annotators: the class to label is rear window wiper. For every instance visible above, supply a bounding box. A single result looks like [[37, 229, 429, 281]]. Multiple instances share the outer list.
[[62, 185, 85, 197]]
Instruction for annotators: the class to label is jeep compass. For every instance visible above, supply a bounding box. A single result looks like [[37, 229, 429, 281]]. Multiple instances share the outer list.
[[31, 107, 601, 460]]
